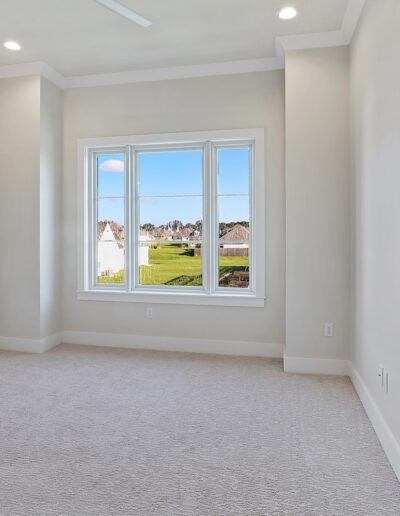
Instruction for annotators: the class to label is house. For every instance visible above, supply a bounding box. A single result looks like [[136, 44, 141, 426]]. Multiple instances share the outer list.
[[220, 224, 249, 249], [176, 227, 194, 241], [219, 224, 249, 256], [97, 222, 125, 276], [98, 221, 149, 273], [139, 229, 154, 242]]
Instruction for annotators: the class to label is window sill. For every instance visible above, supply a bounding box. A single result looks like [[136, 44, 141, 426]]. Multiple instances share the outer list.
[[77, 290, 265, 307]]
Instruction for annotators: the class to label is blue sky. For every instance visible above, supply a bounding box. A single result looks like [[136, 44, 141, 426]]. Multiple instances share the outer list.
[[97, 149, 249, 226]]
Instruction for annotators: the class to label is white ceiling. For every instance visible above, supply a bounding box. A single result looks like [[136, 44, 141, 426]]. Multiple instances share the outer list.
[[0, 0, 350, 77]]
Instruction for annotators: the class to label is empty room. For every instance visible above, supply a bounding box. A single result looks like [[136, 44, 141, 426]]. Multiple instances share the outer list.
[[0, 0, 399, 514]]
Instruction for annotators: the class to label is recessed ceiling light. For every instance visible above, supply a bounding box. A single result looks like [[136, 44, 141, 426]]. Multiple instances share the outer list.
[[4, 41, 22, 51], [278, 6, 298, 20]]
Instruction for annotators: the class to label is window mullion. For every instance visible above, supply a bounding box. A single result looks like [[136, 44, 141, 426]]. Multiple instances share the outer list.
[[202, 142, 210, 293], [90, 150, 98, 290], [208, 142, 217, 294], [130, 146, 137, 292], [124, 146, 132, 292]]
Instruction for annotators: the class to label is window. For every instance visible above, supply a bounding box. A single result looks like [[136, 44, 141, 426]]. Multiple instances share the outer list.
[[78, 129, 265, 306]]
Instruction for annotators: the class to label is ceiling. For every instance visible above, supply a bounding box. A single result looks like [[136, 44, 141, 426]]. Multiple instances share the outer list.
[[0, 0, 350, 77]]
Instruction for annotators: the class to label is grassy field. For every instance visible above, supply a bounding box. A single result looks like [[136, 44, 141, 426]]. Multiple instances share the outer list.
[[98, 269, 124, 284], [98, 243, 249, 286]]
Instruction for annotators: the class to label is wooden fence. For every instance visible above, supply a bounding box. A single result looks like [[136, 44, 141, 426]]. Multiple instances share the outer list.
[[194, 247, 248, 257]]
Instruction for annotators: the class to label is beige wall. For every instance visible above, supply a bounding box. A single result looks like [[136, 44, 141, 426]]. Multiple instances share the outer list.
[[40, 77, 62, 338], [62, 71, 285, 345], [0, 76, 62, 342], [350, 0, 400, 447], [285, 47, 351, 360], [0, 76, 41, 339]]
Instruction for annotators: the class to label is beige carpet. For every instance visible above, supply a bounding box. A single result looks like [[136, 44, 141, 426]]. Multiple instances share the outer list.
[[0, 344, 399, 515]]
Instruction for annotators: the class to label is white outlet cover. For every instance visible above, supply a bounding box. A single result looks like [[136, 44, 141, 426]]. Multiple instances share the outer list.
[[324, 323, 333, 337], [379, 365, 385, 387]]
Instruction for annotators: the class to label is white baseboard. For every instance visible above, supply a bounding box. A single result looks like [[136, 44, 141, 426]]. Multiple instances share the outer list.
[[349, 365, 400, 482], [61, 330, 283, 358], [284, 354, 350, 375], [40, 333, 63, 352], [0, 329, 283, 358], [0, 333, 62, 353]]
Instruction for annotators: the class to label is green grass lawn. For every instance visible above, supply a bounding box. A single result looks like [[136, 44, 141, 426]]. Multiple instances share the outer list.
[[99, 243, 249, 287], [141, 243, 248, 286], [98, 269, 124, 284], [141, 244, 203, 286]]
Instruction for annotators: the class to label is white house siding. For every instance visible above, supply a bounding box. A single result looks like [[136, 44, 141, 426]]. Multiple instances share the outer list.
[[98, 223, 150, 274], [98, 223, 124, 275], [139, 245, 149, 266]]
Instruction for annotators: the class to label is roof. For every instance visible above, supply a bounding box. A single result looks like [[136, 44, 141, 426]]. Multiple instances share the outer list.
[[220, 224, 249, 241], [98, 221, 124, 248], [178, 228, 194, 238]]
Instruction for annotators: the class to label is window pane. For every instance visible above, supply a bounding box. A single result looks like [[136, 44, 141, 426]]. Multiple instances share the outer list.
[[97, 199, 125, 285], [97, 241, 125, 284], [138, 150, 203, 196], [97, 153, 125, 197], [218, 196, 249, 238], [139, 243, 203, 287], [218, 244, 249, 288], [98, 198, 124, 227], [139, 197, 203, 239], [218, 148, 250, 195], [218, 194, 250, 289]]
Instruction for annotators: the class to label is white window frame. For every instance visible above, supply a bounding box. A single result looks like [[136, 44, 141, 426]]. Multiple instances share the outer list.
[[77, 129, 265, 307]]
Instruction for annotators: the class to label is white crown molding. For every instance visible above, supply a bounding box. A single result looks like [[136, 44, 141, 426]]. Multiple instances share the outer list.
[[276, 30, 347, 54], [342, 0, 367, 43], [0, 0, 365, 89], [0, 61, 65, 87], [276, 0, 366, 57], [64, 57, 282, 89], [40, 62, 66, 88], [0, 61, 43, 80]]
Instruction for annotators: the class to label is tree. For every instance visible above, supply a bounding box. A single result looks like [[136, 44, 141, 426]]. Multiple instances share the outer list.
[[141, 223, 155, 231], [169, 220, 183, 231]]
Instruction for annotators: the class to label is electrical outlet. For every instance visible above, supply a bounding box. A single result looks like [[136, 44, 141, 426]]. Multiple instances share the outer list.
[[379, 365, 385, 387], [324, 323, 333, 338], [146, 307, 153, 319]]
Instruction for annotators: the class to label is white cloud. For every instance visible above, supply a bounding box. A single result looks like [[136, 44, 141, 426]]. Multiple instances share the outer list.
[[99, 159, 124, 172]]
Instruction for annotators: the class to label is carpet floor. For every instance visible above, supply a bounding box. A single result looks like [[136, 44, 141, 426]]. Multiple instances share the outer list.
[[0, 344, 399, 515]]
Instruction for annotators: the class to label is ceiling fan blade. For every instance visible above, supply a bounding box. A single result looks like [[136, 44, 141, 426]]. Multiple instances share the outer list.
[[95, 0, 152, 28]]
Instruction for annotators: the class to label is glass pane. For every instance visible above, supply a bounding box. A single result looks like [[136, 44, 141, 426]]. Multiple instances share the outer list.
[[98, 198, 124, 228], [97, 198, 125, 285], [218, 196, 249, 239], [138, 149, 203, 196], [218, 244, 249, 288], [97, 153, 125, 197], [139, 243, 203, 287], [139, 197, 203, 239], [218, 193, 250, 289], [218, 148, 250, 195], [97, 241, 125, 285]]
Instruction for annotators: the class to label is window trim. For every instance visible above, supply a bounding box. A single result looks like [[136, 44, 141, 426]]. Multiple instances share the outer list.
[[77, 128, 265, 307]]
